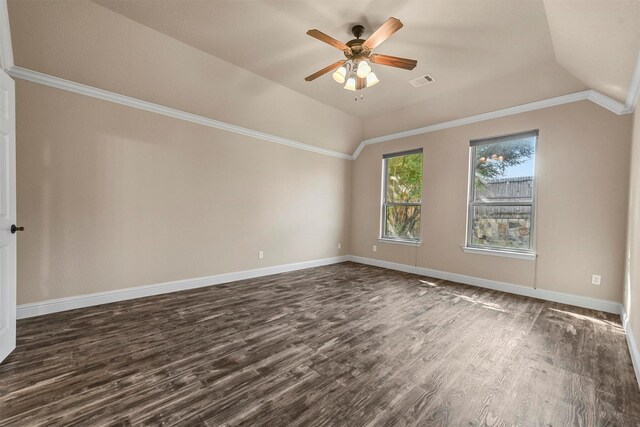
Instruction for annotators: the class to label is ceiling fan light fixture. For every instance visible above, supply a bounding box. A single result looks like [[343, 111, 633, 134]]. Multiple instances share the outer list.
[[332, 65, 347, 83], [344, 76, 356, 91], [366, 72, 379, 87], [304, 18, 417, 95], [356, 61, 371, 78]]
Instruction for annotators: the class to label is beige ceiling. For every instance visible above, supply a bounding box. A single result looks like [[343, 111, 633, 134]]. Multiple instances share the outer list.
[[91, 0, 637, 119], [543, 0, 640, 104]]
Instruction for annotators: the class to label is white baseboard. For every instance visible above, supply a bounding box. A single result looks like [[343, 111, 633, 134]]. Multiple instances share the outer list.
[[350, 256, 640, 389], [16, 255, 350, 319], [17, 253, 638, 390], [347, 255, 622, 315], [16, 253, 623, 317], [622, 308, 640, 389]]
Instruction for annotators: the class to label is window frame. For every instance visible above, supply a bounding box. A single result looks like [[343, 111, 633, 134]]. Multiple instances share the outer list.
[[380, 148, 423, 244], [465, 130, 538, 256]]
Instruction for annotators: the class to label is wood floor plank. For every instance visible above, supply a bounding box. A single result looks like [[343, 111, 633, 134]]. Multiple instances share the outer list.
[[1, 262, 638, 426]]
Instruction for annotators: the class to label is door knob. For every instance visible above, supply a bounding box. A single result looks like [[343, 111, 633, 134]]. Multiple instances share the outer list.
[[10, 224, 24, 234]]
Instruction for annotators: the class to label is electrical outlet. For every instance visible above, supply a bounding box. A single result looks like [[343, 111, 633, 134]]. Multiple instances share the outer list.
[[372, 245, 377, 252], [592, 274, 601, 285], [338, 243, 342, 249], [258, 250, 264, 259]]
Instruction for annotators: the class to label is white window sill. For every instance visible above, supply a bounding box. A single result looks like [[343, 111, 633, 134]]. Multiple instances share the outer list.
[[462, 246, 536, 260], [378, 238, 421, 247]]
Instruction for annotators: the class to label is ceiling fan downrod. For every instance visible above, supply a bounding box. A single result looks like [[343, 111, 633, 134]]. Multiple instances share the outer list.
[[304, 17, 417, 93]]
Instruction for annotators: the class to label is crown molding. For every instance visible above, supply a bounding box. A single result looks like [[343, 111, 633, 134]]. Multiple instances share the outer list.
[[0, 4, 361, 161], [587, 90, 628, 115], [352, 83, 639, 158], [0, 0, 13, 71], [352, 48, 640, 158], [623, 51, 640, 114], [352, 141, 366, 159], [4, 57, 638, 163], [6, 66, 354, 160], [5, 65, 638, 163], [352, 91, 592, 157], [9, 63, 631, 162]]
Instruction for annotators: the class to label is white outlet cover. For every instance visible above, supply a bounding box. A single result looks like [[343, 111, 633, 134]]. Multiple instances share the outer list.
[[373, 245, 377, 252], [258, 251, 264, 259], [591, 274, 601, 285], [338, 243, 341, 249]]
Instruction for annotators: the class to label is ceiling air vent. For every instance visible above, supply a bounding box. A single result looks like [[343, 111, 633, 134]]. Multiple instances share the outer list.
[[409, 74, 435, 88]]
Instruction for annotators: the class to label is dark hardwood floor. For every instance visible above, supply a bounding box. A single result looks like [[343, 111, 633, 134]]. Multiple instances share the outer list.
[[1, 262, 639, 426]]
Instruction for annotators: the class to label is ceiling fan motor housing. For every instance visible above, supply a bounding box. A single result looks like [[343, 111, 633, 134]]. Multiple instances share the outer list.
[[345, 25, 370, 61], [345, 42, 370, 60], [304, 18, 417, 83]]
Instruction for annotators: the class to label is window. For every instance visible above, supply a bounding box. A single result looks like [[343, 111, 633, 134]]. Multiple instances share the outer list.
[[466, 131, 537, 254], [381, 149, 423, 242]]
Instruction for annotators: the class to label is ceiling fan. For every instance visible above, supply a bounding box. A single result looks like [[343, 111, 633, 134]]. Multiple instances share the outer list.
[[305, 17, 417, 92]]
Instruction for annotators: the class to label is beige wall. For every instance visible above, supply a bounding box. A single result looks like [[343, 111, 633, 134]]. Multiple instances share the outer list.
[[16, 80, 350, 304], [9, 0, 357, 305], [8, 0, 363, 155], [352, 101, 632, 302], [625, 108, 640, 339]]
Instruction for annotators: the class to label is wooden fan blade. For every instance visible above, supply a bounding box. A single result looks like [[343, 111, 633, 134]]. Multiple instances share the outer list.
[[370, 54, 417, 70], [305, 60, 346, 81], [356, 76, 366, 90], [306, 29, 348, 51], [362, 17, 403, 50]]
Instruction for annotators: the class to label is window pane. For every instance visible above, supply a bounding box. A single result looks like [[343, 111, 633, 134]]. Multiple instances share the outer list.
[[385, 153, 422, 203], [474, 136, 535, 202], [471, 205, 532, 250], [384, 205, 421, 240]]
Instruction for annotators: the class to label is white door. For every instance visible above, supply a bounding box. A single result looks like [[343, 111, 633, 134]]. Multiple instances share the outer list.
[[0, 68, 16, 363]]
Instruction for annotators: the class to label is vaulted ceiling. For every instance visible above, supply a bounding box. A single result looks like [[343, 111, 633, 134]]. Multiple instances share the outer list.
[[543, 0, 640, 104], [92, 0, 639, 120]]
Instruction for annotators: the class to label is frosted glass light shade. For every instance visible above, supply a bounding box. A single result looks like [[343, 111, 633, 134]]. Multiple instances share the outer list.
[[344, 76, 356, 91], [366, 72, 379, 87], [356, 61, 371, 78], [332, 66, 347, 83]]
